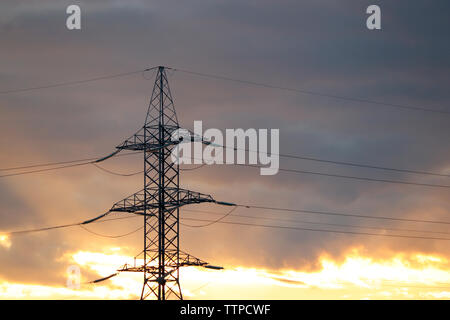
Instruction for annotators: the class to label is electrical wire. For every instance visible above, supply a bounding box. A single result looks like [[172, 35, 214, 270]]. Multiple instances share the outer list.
[[2, 139, 447, 187], [7, 198, 449, 237], [3, 65, 447, 115], [4, 154, 447, 189], [2, 212, 138, 236], [0, 161, 92, 178], [180, 164, 207, 171], [183, 152, 450, 189], [4, 220, 83, 235], [180, 217, 450, 241], [0, 67, 157, 95], [172, 68, 450, 115], [0, 152, 140, 178], [225, 145, 450, 178], [79, 224, 143, 238], [182, 208, 450, 236], [0, 151, 140, 172], [4, 203, 450, 242], [92, 163, 143, 177], [180, 142, 450, 189], [185, 138, 450, 179], [234, 163, 450, 189], [180, 142, 224, 172], [235, 204, 450, 225], [275, 152, 450, 178], [0, 157, 100, 172], [0, 141, 425, 179], [181, 206, 237, 227], [0, 142, 183, 179]]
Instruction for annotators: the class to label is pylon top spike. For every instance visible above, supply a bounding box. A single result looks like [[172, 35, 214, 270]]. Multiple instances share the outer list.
[[144, 65, 178, 127]]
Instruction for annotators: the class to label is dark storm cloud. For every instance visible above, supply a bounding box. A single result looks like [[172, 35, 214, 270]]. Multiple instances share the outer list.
[[0, 0, 449, 283]]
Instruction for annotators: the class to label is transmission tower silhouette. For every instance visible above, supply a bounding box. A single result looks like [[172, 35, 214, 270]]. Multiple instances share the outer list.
[[108, 66, 227, 300]]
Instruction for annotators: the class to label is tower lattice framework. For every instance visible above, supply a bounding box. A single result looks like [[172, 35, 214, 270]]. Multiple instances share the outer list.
[[109, 66, 219, 300]]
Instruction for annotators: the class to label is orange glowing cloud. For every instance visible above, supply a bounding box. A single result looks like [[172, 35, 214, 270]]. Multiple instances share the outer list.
[[1, 247, 449, 299], [0, 234, 11, 249]]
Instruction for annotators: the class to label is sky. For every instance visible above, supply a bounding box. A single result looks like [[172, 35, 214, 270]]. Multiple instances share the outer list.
[[0, 0, 449, 299]]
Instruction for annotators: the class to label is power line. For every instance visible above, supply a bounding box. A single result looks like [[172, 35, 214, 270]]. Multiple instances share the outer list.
[[5, 208, 450, 241], [185, 157, 450, 189], [172, 68, 450, 115], [180, 217, 450, 241], [182, 208, 450, 235], [180, 148, 450, 190], [4, 220, 82, 235], [92, 163, 143, 177], [2, 212, 137, 236], [233, 163, 450, 189], [275, 152, 450, 178], [0, 156, 100, 172], [235, 147, 450, 178], [2, 139, 447, 185], [181, 206, 237, 228], [0, 162, 92, 178], [187, 140, 450, 179], [4, 153, 448, 189], [0, 67, 157, 95], [79, 224, 143, 238], [0, 152, 140, 178], [235, 204, 450, 225], [187, 133, 450, 182], [3, 65, 447, 115], [4, 201, 450, 241], [180, 164, 207, 171], [0, 151, 140, 172]]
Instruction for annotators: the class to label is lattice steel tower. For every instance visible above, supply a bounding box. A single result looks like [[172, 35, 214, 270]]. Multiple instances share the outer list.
[[109, 66, 225, 300]]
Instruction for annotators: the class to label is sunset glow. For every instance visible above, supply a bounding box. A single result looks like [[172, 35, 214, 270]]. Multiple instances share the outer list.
[[1, 248, 449, 299], [0, 234, 11, 249], [1, 0, 449, 304]]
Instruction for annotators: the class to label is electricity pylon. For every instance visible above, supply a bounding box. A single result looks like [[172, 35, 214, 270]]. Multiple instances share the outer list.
[[109, 66, 226, 300]]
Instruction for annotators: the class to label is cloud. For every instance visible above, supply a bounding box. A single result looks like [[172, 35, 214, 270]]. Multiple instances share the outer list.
[[2, 248, 450, 299], [0, 0, 449, 293]]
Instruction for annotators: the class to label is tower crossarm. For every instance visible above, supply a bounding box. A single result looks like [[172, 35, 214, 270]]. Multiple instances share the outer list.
[[109, 189, 148, 214], [178, 251, 208, 267], [177, 188, 215, 206], [110, 187, 216, 214], [116, 125, 181, 151], [117, 251, 221, 274]]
